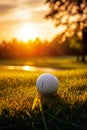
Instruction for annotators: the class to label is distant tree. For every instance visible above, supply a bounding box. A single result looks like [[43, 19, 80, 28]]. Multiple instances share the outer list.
[[0, 40, 8, 58], [50, 35, 66, 55], [66, 34, 83, 61], [45, 0, 87, 62]]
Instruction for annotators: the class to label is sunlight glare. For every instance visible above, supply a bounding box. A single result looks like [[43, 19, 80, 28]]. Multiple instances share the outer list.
[[23, 66, 31, 71], [16, 23, 38, 42]]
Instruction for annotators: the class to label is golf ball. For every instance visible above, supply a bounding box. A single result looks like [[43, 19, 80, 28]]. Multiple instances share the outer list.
[[36, 73, 59, 95]]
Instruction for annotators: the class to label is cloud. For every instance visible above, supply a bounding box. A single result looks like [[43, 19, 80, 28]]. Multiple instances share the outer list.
[[0, 0, 50, 40], [27, 10, 46, 24], [0, 0, 58, 42], [23, 0, 45, 8], [0, 0, 23, 15], [0, 3, 17, 15], [0, 0, 46, 15], [0, 0, 47, 24]]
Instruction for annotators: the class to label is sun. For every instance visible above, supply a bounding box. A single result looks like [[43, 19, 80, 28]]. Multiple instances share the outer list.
[[16, 23, 38, 42]]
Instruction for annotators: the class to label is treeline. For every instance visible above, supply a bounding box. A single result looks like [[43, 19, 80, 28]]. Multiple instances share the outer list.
[[0, 37, 83, 59]]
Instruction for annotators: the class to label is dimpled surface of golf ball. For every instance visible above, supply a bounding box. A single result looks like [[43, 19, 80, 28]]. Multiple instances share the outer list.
[[36, 73, 59, 95]]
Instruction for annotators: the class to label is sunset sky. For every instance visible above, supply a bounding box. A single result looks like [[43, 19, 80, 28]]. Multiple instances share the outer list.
[[0, 0, 64, 42]]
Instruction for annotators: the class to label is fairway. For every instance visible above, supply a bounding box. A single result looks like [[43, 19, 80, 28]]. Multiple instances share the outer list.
[[0, 57, 87, 130]]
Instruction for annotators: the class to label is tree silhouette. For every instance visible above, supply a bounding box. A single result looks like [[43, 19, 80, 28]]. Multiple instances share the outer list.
[[45, 0, 87, 62]]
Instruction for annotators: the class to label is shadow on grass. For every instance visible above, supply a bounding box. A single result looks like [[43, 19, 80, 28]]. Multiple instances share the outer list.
[[0, 94, 87, 130]]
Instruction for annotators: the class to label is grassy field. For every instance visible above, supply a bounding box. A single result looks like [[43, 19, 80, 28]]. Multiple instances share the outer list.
[[0, 57, 87, 130]]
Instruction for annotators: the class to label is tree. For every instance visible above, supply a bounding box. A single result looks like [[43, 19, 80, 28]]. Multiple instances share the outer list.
[[45, 0, 87, 62]]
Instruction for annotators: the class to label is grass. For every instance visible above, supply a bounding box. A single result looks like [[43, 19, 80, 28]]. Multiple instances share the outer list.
[[0, 57, 87, 130]]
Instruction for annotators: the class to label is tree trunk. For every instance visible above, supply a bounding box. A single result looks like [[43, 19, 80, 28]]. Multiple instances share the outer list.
[[81, 27, 87, 62], [76, 55, 80, 62], [81, 54, 85, 62]]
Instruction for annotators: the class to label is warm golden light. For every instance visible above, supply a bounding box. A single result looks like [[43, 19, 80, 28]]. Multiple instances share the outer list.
[[16, 23, 39, 42], [22, 66, 31, 71]]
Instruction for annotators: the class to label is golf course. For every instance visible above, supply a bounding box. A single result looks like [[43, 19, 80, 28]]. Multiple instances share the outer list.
[[1, 0, 87, 129], [0, 56, 87, 130]]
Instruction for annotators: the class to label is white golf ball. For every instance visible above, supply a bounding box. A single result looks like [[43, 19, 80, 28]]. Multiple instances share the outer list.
[[36, 73, 59, 95]]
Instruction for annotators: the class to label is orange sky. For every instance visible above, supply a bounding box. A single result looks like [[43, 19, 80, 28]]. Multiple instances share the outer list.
[[0, 0, 65, 42]]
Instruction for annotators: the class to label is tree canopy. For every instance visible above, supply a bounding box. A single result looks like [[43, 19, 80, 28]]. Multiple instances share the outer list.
[[45, 0, 87, 37], [45, 0, 87, 62]]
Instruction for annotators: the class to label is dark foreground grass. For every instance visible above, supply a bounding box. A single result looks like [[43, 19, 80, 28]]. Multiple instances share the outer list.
[[0, 69, 87, 130]]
